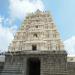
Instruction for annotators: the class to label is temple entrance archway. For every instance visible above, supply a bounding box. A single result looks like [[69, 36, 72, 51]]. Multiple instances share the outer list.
[[27, 58, 40, 75]]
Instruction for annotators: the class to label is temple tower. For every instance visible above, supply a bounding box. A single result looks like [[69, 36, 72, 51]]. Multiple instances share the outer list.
[[1, 10, 68, 75], [8, 10, 64, 52]]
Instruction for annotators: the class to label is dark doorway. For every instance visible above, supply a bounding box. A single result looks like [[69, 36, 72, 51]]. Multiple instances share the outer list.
[[27, 58, 40, 75], [32, 45, 37, 51]]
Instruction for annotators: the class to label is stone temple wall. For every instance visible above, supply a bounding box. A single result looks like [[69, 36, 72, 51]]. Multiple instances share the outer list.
[[0, 53, 75, 75], [67, 62, 75, 75], [0, 51, 67, 75]]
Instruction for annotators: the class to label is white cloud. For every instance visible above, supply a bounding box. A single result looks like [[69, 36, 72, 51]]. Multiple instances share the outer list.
[[0, 16, 14, 52], [64, 36, 75, 56], [0, 16, 4, 23], [9, 0, 45, 20]]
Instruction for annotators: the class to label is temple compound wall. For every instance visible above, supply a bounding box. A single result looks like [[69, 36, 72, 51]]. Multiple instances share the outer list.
[[0, 51, 67, 75]]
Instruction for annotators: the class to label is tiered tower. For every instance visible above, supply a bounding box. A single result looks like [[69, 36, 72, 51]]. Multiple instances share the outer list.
[[1, 10, 67, 75], [8, 10, 64, 52]]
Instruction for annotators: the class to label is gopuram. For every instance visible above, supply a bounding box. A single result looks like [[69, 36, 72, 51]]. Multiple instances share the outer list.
[[0, 10, 75, 75]]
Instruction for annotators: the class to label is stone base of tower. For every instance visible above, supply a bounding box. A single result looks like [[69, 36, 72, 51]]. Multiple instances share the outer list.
[[0, 50, 68, 75]]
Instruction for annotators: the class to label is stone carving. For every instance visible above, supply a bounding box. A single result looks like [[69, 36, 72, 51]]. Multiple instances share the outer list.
[[8, 10, 64, 52]]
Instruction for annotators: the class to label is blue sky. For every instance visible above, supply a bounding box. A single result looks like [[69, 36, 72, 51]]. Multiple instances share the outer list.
[[0, 0, 75, 56], [43, 0, 75, 40]]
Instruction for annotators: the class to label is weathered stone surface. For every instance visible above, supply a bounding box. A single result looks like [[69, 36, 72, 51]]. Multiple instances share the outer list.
[[67, 58, 75, 75], [0, 51, 67, 75]]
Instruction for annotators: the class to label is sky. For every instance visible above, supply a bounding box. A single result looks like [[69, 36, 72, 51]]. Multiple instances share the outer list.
[[0, 0, 75, 56]]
